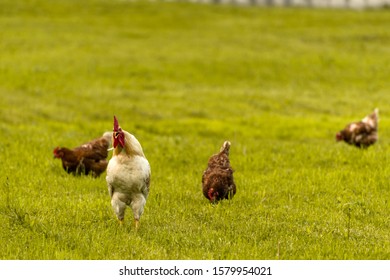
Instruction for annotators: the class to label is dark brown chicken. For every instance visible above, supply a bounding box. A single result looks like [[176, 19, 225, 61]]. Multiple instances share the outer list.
[[53, 132, 112, 177], [336, 108, 379, 148], [202, 141, 236, 203]]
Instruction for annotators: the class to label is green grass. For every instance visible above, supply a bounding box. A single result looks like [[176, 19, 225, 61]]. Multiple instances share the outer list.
[[1, 0, 390, 259]]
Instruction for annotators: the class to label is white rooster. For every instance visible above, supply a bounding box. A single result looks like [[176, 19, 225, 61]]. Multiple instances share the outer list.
[[106, 116, 151, 229]]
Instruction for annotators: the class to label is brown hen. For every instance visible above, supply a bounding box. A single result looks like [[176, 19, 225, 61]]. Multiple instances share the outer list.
[[336, 109, 379, 148], [202, 141, 236, 203], [53, 132, 111, 177]]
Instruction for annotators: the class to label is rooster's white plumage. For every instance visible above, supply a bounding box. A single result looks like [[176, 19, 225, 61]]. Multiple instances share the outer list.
[[106, 116, 151, 229]]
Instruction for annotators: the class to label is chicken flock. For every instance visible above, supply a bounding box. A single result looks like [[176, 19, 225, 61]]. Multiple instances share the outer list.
[[53, 109, 379, 228]]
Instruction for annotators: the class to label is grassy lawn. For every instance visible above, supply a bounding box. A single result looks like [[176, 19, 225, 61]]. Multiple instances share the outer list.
[[0, 0, 389, 259]]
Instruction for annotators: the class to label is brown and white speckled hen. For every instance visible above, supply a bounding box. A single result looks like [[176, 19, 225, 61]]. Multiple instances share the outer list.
[[336, 108, 379, 148], [202, 141, 236, 203], [53, 132, 112, 177]]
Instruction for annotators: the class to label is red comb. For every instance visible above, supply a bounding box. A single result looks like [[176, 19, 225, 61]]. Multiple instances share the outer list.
[[113, 115, 119, 131]]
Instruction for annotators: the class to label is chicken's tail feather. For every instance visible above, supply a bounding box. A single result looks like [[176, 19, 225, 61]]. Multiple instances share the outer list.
[[220, 141, 231, 155], [362, 108, 379, 128]]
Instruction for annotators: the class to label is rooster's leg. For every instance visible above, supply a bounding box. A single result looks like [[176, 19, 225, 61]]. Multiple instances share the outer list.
[[111, 198, 125, 225], [134, 219, 140, 230]]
